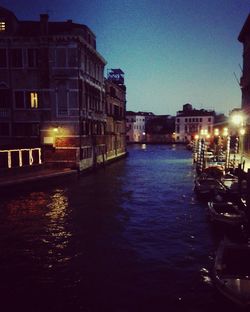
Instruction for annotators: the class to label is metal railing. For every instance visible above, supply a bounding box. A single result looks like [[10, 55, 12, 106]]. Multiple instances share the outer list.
[[0, 148, 42, 169]]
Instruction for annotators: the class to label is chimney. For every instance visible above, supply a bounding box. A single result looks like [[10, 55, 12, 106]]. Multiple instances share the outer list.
[[40, 14, 49, 35]]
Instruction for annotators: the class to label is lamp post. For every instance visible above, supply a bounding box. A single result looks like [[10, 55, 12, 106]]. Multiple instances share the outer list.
[[230, 111, 246, 166], [220, 127, 230, 170], [239, 127, 246, 164]]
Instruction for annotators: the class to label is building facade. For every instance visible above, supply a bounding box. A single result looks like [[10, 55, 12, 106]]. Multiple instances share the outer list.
[[175, 104, 215, 143], [146, 115, 175, 143], [126, 111, 154, 143], [105, 69, 126, 159], [239, 14, 250, 114], [238, 14, 250, 152], [0, 7, 126, 170]]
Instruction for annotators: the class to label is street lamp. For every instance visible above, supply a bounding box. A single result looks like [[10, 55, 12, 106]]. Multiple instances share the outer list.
[[230, 111, 246, 165]]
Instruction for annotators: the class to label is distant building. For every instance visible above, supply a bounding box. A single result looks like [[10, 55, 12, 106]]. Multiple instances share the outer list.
[[105, 69, 127, 159], [146, 115, 175, 143], [0, 7, 126, 170], [175, 104, 215, 143], [126, 111, 154, 143]]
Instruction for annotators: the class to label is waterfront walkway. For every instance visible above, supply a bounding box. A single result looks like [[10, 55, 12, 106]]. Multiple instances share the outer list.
[[0, 166, 77, 188]]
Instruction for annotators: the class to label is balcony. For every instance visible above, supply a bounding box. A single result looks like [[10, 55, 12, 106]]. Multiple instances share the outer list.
[[0, 109, 10, 118]]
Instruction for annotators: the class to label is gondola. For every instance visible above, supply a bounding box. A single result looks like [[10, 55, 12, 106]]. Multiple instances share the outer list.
[[214, 239, 250, 307]]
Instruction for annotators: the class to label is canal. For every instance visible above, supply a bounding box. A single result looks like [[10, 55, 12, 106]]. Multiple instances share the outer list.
[[0, 145, 242, 311]]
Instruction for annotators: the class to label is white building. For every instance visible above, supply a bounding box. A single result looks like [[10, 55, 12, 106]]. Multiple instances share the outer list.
[[175, 104, 215, 143], [126, 111, 154, 142]]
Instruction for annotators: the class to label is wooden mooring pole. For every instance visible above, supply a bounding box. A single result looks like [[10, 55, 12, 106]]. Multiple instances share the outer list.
[[246, 169, 250, 221]]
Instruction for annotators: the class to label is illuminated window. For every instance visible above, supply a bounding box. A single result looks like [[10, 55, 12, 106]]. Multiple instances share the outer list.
[[30, 92, 38, 108], [0, 21, 6, 31]]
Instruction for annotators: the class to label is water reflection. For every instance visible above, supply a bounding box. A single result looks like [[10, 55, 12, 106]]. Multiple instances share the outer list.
[[0, 145, 245, 311]]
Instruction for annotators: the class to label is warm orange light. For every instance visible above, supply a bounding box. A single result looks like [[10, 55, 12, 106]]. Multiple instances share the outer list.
[[240, 128, 246, 136], [0, 21, 5, 31], [214, 128, 219, 136], [223, 127, 228, 136], [30, 92, 38, 108]]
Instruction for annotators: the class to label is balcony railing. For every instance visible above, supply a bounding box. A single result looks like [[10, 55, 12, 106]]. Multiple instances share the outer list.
[[0, 109, 10, 118]]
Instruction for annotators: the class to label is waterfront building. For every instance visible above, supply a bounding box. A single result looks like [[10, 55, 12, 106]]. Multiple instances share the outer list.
[[146, 115, 175, 143], [175, 103, 215, 143], [0, 6, 126, 171], [238, 14, 250, 152], [126, 111, 154, 143], [105, 69, 127, 159], [238, 14, 250, 114]]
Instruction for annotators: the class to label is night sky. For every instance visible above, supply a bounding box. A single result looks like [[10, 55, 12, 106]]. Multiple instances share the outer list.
[[1, 0, 250, 115]]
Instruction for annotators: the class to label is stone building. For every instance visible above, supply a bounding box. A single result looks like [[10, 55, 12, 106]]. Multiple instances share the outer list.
[[105, 69, 127, 159], [238, 14, 250, 152], [238, 14, 250, 114], [175, 104, 215, 143], [146, 115, 175, 143], [126, 111, 154, 143], [0, 7, 126, 171]]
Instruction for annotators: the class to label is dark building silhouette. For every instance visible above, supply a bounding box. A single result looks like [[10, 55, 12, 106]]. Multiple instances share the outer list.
[[239, 14, 250, 114]]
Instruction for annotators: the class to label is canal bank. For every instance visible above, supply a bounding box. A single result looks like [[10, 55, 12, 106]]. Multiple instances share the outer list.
[[0, 152, 128, 190]]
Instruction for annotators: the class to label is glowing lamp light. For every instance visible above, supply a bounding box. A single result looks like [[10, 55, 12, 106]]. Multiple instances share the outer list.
[[214, 128, 219, 136], [194, 134, 199, 140], [53, 127, 59, 133], [240, 128, 246, 136], [223, 127, 228, 136], [206, 134, 211, 139], [231, 114, 243, 126]]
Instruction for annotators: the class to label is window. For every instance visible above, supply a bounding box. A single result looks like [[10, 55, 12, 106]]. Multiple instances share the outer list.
[[27, 49, 39, 67], [11, 49, 23, 67], [110, 87, 116, 97], [176, 118, 179, 123], [0, 21, 5, 31], [13, 123, 39, 136], [200, 118, 202, 122], [30, 92, 38, 108], [0, 90, 10, 108], [15, 91, 25, 108], [185, 118, 187, 122], [0, 123, 9, 136], [68, 48, 77, 67], [208, 117, 211, 122], [55, 48, 66, 67], [0, 49, 7, 67], [26, 92, 38, 108]]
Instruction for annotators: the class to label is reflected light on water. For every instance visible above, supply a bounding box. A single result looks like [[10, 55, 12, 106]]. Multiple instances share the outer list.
[[46, 189, 69, 221], [5, 192, 49, 219]]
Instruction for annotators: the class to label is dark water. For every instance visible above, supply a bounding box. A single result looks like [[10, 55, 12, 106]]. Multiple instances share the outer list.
[[0, 145, 243, 312]]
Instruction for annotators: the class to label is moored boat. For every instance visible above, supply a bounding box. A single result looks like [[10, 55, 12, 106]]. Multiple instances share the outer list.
[[214, 239, 250, 307], [207, 200, 247, 226], [194, 175, 227, 200]]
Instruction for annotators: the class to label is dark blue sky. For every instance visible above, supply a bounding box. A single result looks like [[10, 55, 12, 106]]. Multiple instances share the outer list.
[[2, 0, 250, 115]]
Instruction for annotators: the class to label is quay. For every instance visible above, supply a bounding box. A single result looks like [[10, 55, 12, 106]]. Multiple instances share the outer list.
[[0, 166, 78, 189], [0, 151, 128, 190]]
